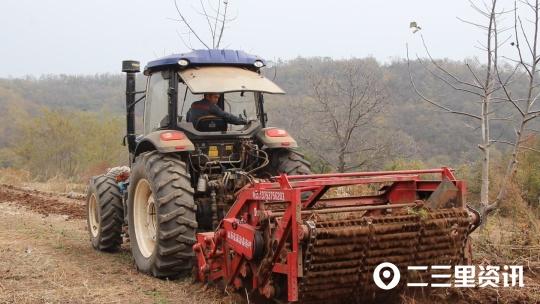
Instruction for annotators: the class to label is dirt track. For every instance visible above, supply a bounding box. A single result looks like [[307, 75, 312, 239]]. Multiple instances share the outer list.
[[0, 184, 225, 304], [0, 184, 539, 304]]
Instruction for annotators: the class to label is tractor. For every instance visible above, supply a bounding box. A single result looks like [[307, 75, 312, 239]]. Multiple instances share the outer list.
[[87, 49, 310, 277], [86, 49, 480, 303]]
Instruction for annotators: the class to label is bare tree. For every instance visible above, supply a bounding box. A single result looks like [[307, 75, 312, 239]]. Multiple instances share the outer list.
[[172, 0, 234, 49], [299, 59, 387, 173], [407, 0, 505, 211], [487, 0, 540, 213], [408, 0, 540, 218]]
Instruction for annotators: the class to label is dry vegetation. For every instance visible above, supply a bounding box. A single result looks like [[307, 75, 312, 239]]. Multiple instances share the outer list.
[[0, 178, 539, 303], [0, 184, 229, 304], [0, 168, 86, 194]]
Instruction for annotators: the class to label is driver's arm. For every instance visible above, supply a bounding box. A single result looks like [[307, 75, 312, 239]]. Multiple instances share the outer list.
[[208, 104, 247, 125]]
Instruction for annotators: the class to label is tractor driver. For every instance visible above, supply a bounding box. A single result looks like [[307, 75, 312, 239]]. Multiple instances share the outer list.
[[186, 93, 247, 127]]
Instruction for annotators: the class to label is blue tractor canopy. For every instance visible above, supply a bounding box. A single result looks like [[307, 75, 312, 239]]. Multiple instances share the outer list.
[[144, 49, 266, 75]]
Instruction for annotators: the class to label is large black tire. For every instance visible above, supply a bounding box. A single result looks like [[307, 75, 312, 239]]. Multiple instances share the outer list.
[[127, 151, 197, 278], [264, 149, 312, 176], [86, 174, 124, 252]]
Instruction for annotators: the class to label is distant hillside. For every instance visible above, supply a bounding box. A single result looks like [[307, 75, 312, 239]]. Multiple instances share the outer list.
[[0, 58, 528, 167]]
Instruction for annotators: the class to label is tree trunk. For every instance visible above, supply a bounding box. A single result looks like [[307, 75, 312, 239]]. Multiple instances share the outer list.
[[338, 151, 346, 173], [480, 96, 490, 208], [480, 148, 490, 206]]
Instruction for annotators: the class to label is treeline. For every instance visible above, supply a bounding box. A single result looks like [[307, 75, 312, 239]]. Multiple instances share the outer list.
[[0, 74, 125, 113], [0, 107, 126, 181], [0, 57, 539, 210], [1, 59, 529, 164]]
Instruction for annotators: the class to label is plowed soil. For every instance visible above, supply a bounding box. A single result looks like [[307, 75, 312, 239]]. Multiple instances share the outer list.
[[0, 184, 85, 219], [0, 184, 538, 304]]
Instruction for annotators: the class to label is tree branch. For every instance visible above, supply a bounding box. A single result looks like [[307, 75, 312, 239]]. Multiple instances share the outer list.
[[174, 0, 211, 49], [406, 45, 482, 120], [199, 0, 216, 46], [416, 56, 484, 97], [216, 0, 229, 48], [420, 34, 484, 90]]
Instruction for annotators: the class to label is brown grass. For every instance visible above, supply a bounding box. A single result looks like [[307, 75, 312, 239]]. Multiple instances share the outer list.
[[0, 198, 228, 304], [0, 168, 86, 194], [0, 168, 32, 185]]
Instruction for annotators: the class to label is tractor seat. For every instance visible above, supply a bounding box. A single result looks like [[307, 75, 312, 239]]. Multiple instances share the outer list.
[[194, 115, 227, 132]]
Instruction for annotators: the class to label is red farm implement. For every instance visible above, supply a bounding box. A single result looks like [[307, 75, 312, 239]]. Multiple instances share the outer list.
[[193, 168, 480, 303]]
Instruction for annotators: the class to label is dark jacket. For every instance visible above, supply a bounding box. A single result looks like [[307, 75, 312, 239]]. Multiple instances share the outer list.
[[186, 99, 247, 125]]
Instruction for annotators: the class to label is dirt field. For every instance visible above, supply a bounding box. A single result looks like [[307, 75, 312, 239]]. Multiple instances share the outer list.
[[0, 184, 227, 304], [0, 184, 539, 304]]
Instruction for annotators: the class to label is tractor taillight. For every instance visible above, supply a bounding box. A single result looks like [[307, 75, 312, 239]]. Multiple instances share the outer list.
[[160, 131, 185, 141], [265, 129, 288, 137]]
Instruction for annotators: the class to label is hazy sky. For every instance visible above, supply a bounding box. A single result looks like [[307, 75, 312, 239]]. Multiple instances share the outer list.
[[0, 1, 507, 77]]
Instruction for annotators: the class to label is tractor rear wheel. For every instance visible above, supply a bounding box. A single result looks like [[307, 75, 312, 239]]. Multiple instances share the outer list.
[[86, 174, 124, 252], [265, 149, 312, 175], [127, 151, 197, 278]]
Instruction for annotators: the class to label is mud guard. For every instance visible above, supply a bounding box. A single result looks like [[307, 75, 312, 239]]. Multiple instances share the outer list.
[[134, 130, 195, 157], [256, 127, 298, 149]]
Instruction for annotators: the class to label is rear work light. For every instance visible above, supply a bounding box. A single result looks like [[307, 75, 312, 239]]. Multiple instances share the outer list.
[[265, 128, 288, 137], [160, 131, 186, 141]]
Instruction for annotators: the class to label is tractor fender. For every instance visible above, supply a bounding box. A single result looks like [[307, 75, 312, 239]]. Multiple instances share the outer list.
[[256, 127, 298, 149], [134, 130, 195, 157]]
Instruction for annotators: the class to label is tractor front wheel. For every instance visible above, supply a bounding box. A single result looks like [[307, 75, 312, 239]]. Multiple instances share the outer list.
[[127, 151, 197, 278], [86, 174, 124, 252]]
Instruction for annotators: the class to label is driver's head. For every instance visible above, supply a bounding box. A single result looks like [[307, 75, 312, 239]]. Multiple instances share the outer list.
[[204, 93, 220, 105]]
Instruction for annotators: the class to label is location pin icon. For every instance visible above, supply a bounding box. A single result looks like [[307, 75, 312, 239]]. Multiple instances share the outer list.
[[373, 262, 401, 290]]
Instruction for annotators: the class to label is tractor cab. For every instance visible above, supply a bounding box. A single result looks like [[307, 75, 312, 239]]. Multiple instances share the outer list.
[[122, 50, 292, 166], [121, 49, 300, 188], [142, 50, 283, 134], [118, 49, 307, 234]]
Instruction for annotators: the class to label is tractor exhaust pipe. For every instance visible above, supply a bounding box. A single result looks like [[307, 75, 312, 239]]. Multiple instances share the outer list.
[[122, 60, 140, 156]]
